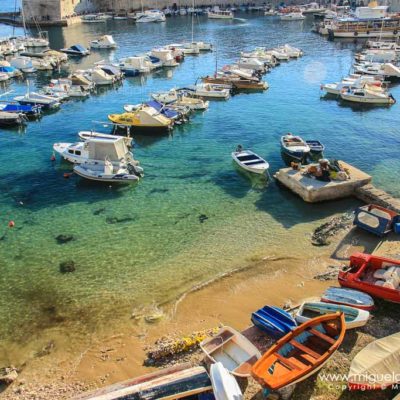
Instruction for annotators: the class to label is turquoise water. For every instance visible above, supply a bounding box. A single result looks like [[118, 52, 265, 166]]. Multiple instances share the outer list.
[[0, 15, 399, 348]]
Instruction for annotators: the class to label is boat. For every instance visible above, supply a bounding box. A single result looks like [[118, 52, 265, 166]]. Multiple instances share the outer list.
[[348, 332, 400, 390], [152, 89, 209, 110], [74, 159, 141, 183], [305, 140, 325, 157], [124, 101, 181, 122], [200, 326, 261, 377], [321, 287, 374, 310], [321, 76, 383, 96], [231, 148, 270, 175], [338, 252, 400, 303], [82, 14, 106, 23], [251, 313, 346, 390], [295, 301, 370, 329], [0, 111, 26, 127], [78, 131, 132, 147], [73, 363, 213, 399], [150, 48, 179, 67], [90, 35, 117, 50], [251, 305, 297, 338], [210, 362, 243, 400], [191, 83, 230, 99], [0, 72, 9, 82], [0, 65, 23, 78], [366, 40, 400, 51], [9, 56, 36, 73], [0, 103, 41, 119], [207, 10, 234, 19], [60, 45, 90, 56], [280, 12, 306, 21], [84, 67, 117, 86], [276, 44, 303, 58], [280, 133, 311, 162], [108, 105, 173, 133], [237, 58, 267, 73], [354, 62, 400, 81], [135, 9, 166, 23], [14, 91, 60, 109], [340, 87, 395, 105], [353, 204, 399, 236]]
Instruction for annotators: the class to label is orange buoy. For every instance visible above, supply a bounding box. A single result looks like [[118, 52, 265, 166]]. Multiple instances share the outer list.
[[63, 173, 71, 179], [8, 221, 15, 228]]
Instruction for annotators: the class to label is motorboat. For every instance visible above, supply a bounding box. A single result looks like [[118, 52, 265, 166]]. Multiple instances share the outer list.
[[82, 14, 106, 23], [44, 79, 90, 99], [166, 43, 199, 56], [338, 252, 400, 303], [189, 41, 212, 51], [232, 148, 270, 175], [74, 159, 141, 183], [0, 64, 23, 78], [85, 67, 117, 86], [321, 76, 383, 96], [354, 62, 400, 81], [251, 305, 296, 338], [191, 83, 230, 99], [69, 73, 95, 90], [78, 131, 132, 147], [203, 74, 268, 91], [207, 10, 234, 19], [348, 332, 400, 390], [280, 133, 310, 162], [0, 72, 9, 82], [264, 9, 277, 15], [60, 44, 90, 56], [94, 62, 124, 82], [210, 362, 243, 400], [280, 12, 305, 20], [0, 111, 26, 127], [200, 326, 261, 378], [23, 33, 49, 48], [340, 87, 395, 105], [152, 89, 209, 110], [119, 56, 150, 76], [53, 136, 138, 167], [108, 105, 173, 132], [135, 10, 166, 23], [295, 301, 369, 329], [14, 91, 60, 109], [252, 313, 346, 390], [90, 35, 117, 50], [9, 56, 36, 73], [320, 287, 374, 310], [150, 48, 179, 67], [353, 204, 398, 236], [305, 140, 325, 157], [276, 44, 303, 58], [237, 58, 267, 73], [123, 101, 181, 122], [366, 40, 400, 52], [0, 102, 41, 119], [355, 49, 397, 63]]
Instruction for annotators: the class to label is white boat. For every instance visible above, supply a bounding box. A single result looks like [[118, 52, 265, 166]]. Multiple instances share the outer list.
[[237, 58, 266, 73], [200, 326, 261, 377], [295, 301, 370, 329], [192, 83, 230, 99], [31, 58, 53, 71], [232, 148, 269, 175], [0, 72, 9, 82], [14, 91, 60, 109], [208, 10, 234, 19], [366, 40, 400, 52], [210, 362, 243, 400], [265, 49, 290, 61], [74, 159, 141, 183], [78, 131, 132, 147], [135, 10, 166, 23], [354, 62, 400, 80], [90, 35, 117, 50], [152, 89, 209, 110], [44, 79, 90, 99], [264, 9, 277, 15], [280, 133, 311, 161], [355, 49, 397, 63], [340, 87, 395, 105], [280, 12, 305, 20], [322, 76, 383, 95], [119, 56, 151, 75], [190, 41, 212, 51], [150, 48, 178, 67], [277, 44, 303, 58], [53, 136, 136, 166], [84, 67, 116, 86], [9, 56, 36, 73], [23, 35, 49, 48], [82, 14, 106, 23], [167, 43, 199, 56]]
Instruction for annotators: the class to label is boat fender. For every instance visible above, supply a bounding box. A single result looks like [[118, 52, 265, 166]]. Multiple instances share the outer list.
[[8, 221, 15, 228], [50, 152, 56, 161]]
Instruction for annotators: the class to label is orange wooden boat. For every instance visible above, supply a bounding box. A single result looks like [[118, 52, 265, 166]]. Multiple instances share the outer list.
[[251, 313, 346, 390]]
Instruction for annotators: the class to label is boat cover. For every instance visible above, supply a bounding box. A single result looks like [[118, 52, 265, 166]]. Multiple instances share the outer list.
[[146, 100, 179, 119], [349, 332, 400, 385], [1, 104, 37, 113]]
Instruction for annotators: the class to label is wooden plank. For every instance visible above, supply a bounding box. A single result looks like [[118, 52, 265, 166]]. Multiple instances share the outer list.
[[275, 353, 301, 370], [289, 340, 320, 359], [308, 328, 335, 345]]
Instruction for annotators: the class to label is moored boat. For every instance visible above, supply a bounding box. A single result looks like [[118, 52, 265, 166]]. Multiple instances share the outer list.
[[207, 10, 234, 19], [0, 111, 26, 127], [251, 313, 346, 390], [280, 133, 310, 162], [251, 305, 297, 338], [191, 83, 230, 99], [305, 140, 325, 158], [232, 148, 270, 175], [14, 91, 60, 109], [353, 204, 399, 236], [338, 252, 400, 303], [60, 44, 90, 56], [90, 35, 117, 49], [295, 301, 370, 329], [210, 362, 243, 400], [321, 287, 374, 310], [200, 326, 261, 377], [340, 87, 395, 105], [348, 332, 400, 390]]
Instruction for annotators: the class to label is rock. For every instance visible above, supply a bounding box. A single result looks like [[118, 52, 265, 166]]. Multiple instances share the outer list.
[[35, 341, 55, 358], [198, 214, 208, 223], [313, 265, 340, 281], [282, 300, 293, 310], [311, 213, 353, 247], [55, 234, 75, 244], [0, 366, 18, 385], [93, 208, 106, 216], [106, 216, 135, 224], [59, 260, 76, 274]]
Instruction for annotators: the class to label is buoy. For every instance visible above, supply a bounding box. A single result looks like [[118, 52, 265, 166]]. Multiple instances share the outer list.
[[63, 173, 71, 179], [8, 221, 15, 228]]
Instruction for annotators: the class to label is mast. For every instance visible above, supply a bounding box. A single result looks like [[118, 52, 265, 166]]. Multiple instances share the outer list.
[[191, 0, 194, 43], [21, 0, 27, 37]]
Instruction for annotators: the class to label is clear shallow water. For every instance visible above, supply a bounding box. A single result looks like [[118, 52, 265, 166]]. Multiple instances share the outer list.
[[0, 15, 399, 346]]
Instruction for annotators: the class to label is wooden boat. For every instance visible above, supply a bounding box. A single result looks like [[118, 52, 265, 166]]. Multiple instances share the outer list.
[[353, 204, 399, 236], [200, 326, 261, 377], [321, 287, 374, 311], [305, 140, 325, 155], [338, 252, 400, 304], [251, 313, 346, 390], [73, 363, 213, 399], [210, 362, 243, 400], [348, 332, 400, 390], [231, 149, 269, 175], [295, 301, 370, 329], [280, 133, 310, 162], [251, 305, 297, 338]]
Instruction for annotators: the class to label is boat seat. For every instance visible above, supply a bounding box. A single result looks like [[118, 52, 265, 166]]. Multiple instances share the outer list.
[[308, 328, 335, 345], [289, 340, 320, 359], [275, 353, 302, 370]]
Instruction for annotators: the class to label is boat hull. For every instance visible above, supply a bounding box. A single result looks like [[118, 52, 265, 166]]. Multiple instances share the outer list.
[[321, 287, 375, 311]]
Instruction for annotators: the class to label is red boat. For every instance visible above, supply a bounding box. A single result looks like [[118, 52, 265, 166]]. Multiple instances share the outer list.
[[338, 253, 400, 304]]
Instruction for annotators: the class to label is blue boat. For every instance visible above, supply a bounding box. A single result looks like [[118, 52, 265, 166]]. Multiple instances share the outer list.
[[251, 305, 297, 339], [0, 103, 42, 118], [305, 140, 325, 154], [0, 65, 21, 78]]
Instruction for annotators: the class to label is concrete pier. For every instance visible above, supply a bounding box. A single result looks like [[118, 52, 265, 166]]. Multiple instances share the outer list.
[[355, 184, 400, 213], [274, 161, 372, 203]]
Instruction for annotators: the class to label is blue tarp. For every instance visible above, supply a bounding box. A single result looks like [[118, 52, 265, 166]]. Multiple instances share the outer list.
[[146, 100, 179, 120], [2, 104, 37, 113]]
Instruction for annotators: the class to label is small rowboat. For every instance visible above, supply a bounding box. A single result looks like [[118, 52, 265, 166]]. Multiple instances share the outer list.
[[280, 133, 310, 162], [295, 301, 370, 329], [210, 362, 243, 400], [305, 140, 325, 155], [338, 252, 400, 304], [348, 332, 400, 390], [232, 149, 269, 175], [251, 313, 346, 390], [251, 305, 297, 338], [200, 326, 261, 378], [321, 287, 374, 311]]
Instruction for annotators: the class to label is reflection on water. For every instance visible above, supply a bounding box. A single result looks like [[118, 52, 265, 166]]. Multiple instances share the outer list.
[[0, 14, 399, 354]]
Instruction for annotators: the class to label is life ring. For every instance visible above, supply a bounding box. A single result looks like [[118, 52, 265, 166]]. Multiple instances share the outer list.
[[354, 31, 358, 37]]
